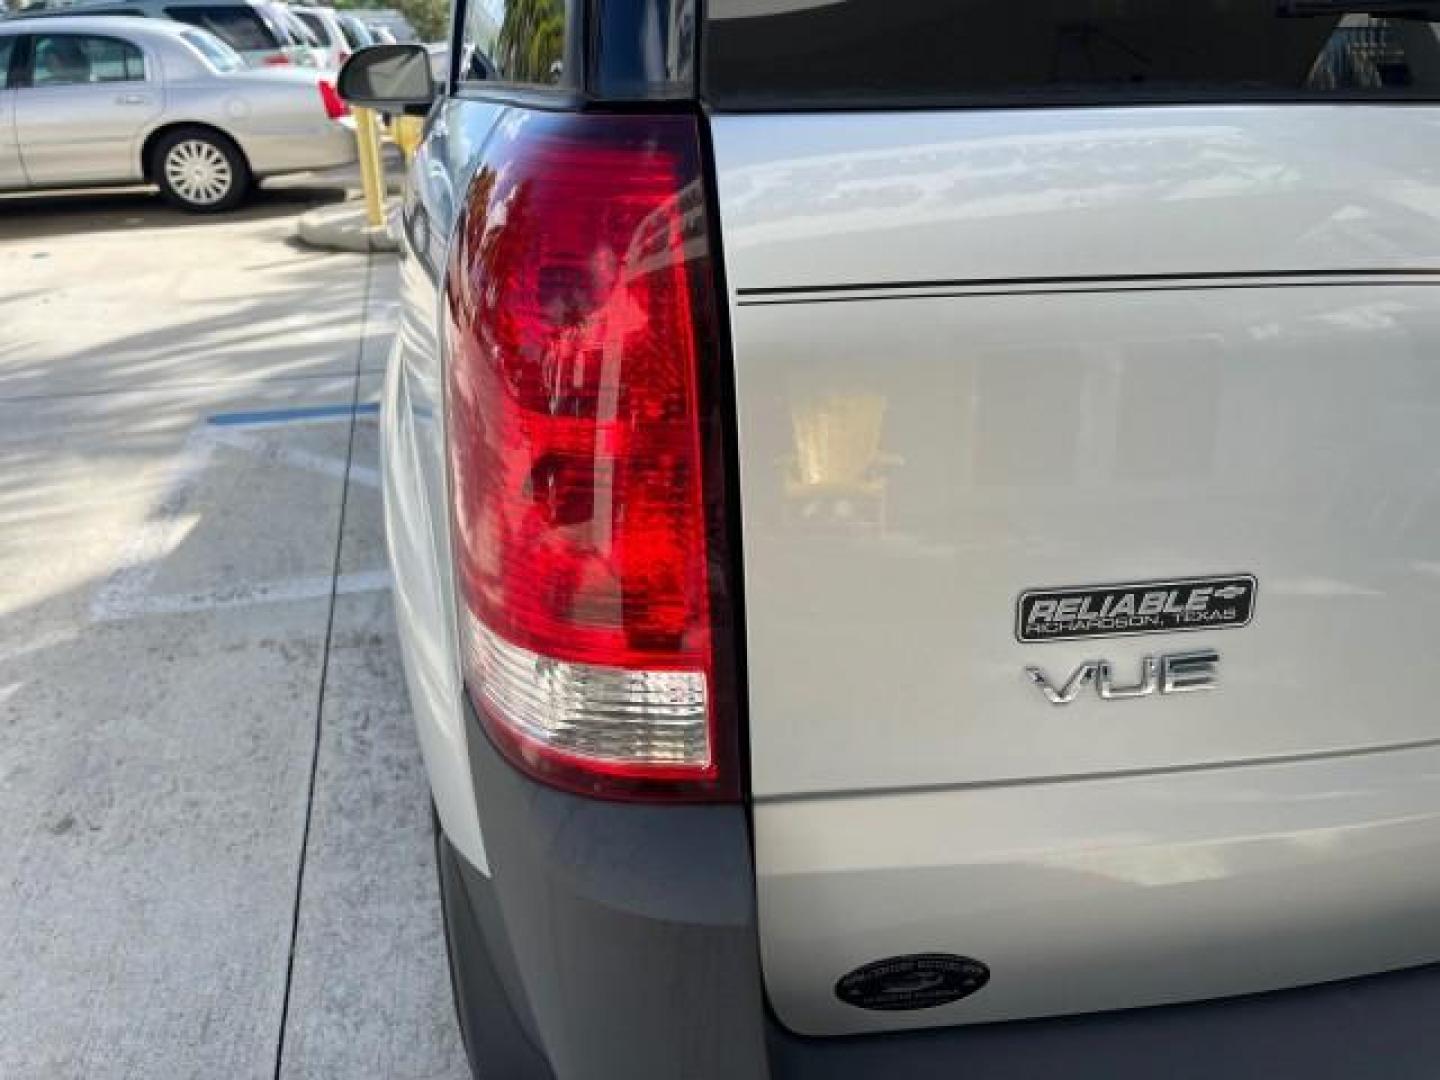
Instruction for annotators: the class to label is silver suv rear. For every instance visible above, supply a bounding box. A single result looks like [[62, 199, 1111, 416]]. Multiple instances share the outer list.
[[341, 3, 1440, 1076]]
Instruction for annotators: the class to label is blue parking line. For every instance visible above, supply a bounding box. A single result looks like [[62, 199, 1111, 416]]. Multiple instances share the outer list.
[[206, 402, 380, 427]]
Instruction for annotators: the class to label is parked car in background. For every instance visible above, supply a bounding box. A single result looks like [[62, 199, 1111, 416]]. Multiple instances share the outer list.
[[344, 0, 1440, 1074], [342, 5, 410, 41], [8, 0, 316, 67], [288, 3, 348, 69], [331, 9, 371, 51], [268, 1, 324, 66], [0, 16, 353, 209]]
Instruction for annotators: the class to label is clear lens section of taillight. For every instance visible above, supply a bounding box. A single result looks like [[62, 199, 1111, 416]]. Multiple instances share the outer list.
[[463, 613, 709, 771], [445, 111, 736, 801]]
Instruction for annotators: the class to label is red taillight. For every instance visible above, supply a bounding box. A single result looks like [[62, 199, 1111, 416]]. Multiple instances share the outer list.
[[445, 112, 738, 802], [263, 53, 292, 66], [318, 79, 348, 119]]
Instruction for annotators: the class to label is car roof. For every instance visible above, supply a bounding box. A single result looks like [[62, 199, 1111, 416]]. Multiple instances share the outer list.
[[0, 13, 190, 36], [7, 0, 272, 11]]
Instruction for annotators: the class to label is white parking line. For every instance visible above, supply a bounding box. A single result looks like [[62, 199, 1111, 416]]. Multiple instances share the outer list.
[[0, 627, 80, 666], [89, 425, 216, 623], [204, 426, 381, 489], [89, 407, 386, 624], [93, 570, 393, 622]]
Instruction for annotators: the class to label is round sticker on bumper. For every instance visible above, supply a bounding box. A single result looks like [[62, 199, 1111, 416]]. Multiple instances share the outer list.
[[835, 953, 990, 1011]]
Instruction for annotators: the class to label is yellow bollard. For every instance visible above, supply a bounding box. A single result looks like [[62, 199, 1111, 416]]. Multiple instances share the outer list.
[[392, 116, 424, 163], [353, 106, 386, 230]]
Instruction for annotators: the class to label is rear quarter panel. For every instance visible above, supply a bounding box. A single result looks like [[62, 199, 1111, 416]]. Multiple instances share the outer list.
[[173, 71, 355, 173], [384, 97, 510, 875]]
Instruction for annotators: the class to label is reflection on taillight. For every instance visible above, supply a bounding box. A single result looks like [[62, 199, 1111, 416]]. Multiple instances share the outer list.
[[318, 79, 348, 119], [445, 112, 739, 802]]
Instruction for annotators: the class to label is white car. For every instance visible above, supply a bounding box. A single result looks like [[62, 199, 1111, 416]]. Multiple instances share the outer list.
[[0, 16, 355, 210], [268, 2, 326, 68], [12, 0, 320, 69], [288, 4, 350, 69]]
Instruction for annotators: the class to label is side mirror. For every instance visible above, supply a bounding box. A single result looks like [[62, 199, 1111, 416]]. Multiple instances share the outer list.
[[337, 43, 435, 116]]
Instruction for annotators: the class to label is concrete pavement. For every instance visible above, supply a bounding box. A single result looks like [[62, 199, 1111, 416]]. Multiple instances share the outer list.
[[0, 182, 467, 1078]]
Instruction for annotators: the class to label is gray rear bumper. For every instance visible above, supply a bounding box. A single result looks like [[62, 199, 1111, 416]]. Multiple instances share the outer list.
[[448, 700, 1440, 1079], [447, 699, 770, 1080], [765, 961, 1440, 1079]]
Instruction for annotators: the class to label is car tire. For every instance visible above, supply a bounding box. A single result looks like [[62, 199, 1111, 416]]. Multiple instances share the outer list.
[[152, 127, 251, 213]]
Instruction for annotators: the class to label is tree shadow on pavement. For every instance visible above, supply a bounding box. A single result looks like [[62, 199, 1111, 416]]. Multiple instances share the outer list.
[[0, 180, 350, 243], [0, 250, 373, 403]]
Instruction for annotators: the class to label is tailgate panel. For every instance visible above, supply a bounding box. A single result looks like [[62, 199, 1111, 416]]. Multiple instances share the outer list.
[[711, 106, 1440, 1032], [731, 283, 1440, 797], [758, 746, 1440, 1035]]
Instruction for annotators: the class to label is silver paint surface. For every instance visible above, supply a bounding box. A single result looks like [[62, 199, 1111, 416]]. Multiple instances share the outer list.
[[0, 17, 355, 193], [712, 105, 1440, 1033]]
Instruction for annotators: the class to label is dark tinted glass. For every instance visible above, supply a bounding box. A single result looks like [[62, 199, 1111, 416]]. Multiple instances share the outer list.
[[166, 7, 279, 52], [459, 0, 569, 86], [181, 28, 246, 70], [337, 13, 376, 48], [592, 0, 697, 98], [0, 37, 15, 90], [295, 10, 329, 42], [705, 0, 1440, 107], [278, 8, 320, 47]]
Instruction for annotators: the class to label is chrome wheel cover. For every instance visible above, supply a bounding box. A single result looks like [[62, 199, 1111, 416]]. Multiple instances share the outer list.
[[164, 139, 233, 205]]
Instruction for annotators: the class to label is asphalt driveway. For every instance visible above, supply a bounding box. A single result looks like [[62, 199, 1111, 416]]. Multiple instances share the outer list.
[[0, 181, 468, 1079]]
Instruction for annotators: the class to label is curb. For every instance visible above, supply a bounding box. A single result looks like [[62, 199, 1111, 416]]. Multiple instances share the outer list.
[[296, 201, 400, 254]]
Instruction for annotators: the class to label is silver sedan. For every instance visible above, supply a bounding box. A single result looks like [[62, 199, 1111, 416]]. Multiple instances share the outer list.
[[0, 15, 357, 210]]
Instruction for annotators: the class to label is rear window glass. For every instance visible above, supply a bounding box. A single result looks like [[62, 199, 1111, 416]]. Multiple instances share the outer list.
[[294, 10, 328, 42], [277, 7, 320, 46], [704, 0, 1440, 107], [336, 13, 374, 48], [165, 6, 279, 52], [181, 27, 245, 70]]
